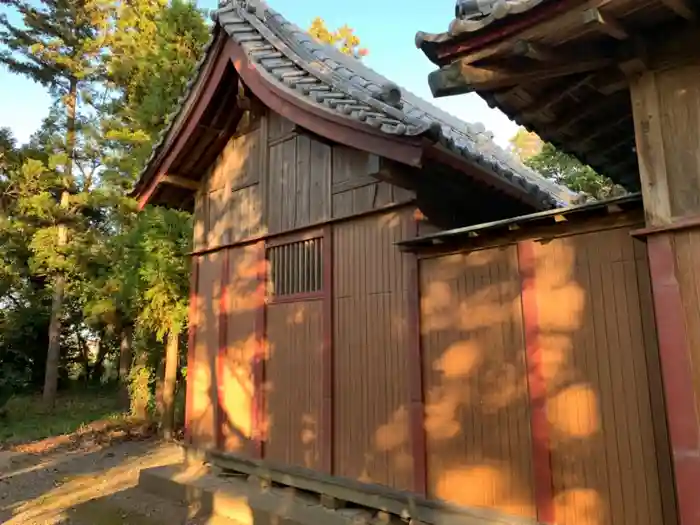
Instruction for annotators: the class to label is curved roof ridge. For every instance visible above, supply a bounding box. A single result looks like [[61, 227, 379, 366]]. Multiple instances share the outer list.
[[226, 0, 574, 204], [135, 0, 576, 207]]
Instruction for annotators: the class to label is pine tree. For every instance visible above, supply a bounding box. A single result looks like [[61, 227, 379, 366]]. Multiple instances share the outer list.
[[0, 0, 113, 407]]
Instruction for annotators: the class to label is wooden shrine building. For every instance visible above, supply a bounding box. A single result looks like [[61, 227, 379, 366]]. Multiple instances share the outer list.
[[417, 1, 700, 524], [133, 1, 693, 525]]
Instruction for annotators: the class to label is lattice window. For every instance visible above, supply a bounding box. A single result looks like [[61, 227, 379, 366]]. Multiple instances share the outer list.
[[268, 238, 323, 296]]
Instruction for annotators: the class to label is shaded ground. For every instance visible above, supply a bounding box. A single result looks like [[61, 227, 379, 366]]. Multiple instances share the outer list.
[[0, 435, 204, 524], [0, 390, 126, 445]]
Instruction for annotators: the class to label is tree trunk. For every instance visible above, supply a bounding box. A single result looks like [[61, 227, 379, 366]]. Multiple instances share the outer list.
[[42, 78, 78, 408], [91, 330, 109, 383], [76, 330, 90, 383], [118, 323, 133, 409], [161, 325, 179, 440], [42, 226, 66, 407]]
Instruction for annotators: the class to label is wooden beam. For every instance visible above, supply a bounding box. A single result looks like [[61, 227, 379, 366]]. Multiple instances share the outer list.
[[430, 57, 612, 95], [589, 71, 629, 95], [583, 8, 629, 40], [660, 0, 696, 20], [520, 74, 595, 122], [576, 114, 632, 151], [436, 0, 619, 65], [553, 94, 622, 135], [513, 40, 559, 62], [161, 174, 200, 191], [589, 138, 635, 165]]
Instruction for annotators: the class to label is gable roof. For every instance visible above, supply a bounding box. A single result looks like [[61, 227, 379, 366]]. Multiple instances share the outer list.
[[134, 0, 575, 208]]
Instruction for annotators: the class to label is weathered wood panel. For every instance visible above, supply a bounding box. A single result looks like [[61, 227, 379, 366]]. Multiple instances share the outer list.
[[218, 245, 262, 456], [189, 251, 222, 450], [533, 227, 675, 525], [419, 247, 536, 519], [631, 61, 700, 225], [656, 63, 700, 218], [267, 133, 331, 234], [195, 121, 264, 249], [268, 111, 296, 143], [228, 184, 263, 243], [193, 190, 207, 252], [265, 300, 324, 470], [332, 210, 414, 491], [673, 229, 700, 445]]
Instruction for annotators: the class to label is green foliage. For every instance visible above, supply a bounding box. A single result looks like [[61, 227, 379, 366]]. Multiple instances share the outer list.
[[508, 127, 623, 201], [0, 388, 125, 444], [308, 17, 368, 59], [103, 0, 210, 185], [0, 0, 206, 419], [525, 142, 623, 201]]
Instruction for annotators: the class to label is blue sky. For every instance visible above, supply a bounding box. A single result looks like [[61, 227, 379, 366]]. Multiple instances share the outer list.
[[0, 0, 518, 147]]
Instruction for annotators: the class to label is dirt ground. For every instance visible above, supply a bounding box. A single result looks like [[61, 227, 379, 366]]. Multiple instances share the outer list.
[[0, 433, 206, 524]]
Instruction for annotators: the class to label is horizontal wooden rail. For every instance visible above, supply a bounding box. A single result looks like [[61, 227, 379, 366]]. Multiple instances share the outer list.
[[206, 448, 543, 525]]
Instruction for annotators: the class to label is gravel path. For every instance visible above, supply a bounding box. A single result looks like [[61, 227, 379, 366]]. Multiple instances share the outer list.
[[0, 437, 208, 524]]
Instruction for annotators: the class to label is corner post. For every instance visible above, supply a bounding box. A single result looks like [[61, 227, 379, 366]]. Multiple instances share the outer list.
[[629, 30, 700, 525]]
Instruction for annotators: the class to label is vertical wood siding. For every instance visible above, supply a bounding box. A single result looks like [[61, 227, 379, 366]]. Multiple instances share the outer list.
[[195, 112, 265, 251], [218, 245, 260, 456], [419, 247, 536, 519], [417, 223, 675, 524], [265, 300, 324, 470], [332, 210, 414, 490], [331, 145, 413, 219], [672, 229, 700, 448], [533, 227, 675, 525], [188, 251, 222, 449], [267, 134, 332, 234]]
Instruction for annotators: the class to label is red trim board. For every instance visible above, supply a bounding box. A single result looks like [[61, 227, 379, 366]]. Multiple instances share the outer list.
[[517, 240, 555, 524]]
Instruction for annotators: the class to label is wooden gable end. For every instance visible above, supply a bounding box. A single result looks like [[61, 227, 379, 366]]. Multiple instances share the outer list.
[[193, 108, 417, 253]]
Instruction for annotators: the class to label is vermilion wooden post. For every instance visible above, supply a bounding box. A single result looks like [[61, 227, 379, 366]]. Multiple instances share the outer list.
[[407, 214, 427, 495], [321, 225, 334, 474], [252, 240, 267, 459], [517, 240, 555, 524], [184, 257, 200, 445], [216, 250, 230, 450], [646, 232, 700, 525]]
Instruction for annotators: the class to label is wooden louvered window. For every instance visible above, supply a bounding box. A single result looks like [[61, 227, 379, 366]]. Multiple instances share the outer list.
[[268, 237, 323, 297]]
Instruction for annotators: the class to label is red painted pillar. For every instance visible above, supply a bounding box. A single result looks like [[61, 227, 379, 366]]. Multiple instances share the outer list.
[[252, 240, 267, 459], [321, 225, 334, 474], [517, 240, 555, 524], [646, 232, 700, 525], [216, 250, 230, 450], [184, 256, 200, 445]]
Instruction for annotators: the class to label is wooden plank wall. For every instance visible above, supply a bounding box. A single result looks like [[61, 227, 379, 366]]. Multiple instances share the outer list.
[[194, 110, 417, 251], [265, 300, 324, 470], [418, 223, 677, 525], [267, 112, 332, 233], [533, 227, 675, 525], [419, 247, 536, 519], [331, 145, 413, 218], [672, 229, 700, 446], [332, 210, 415, 491], [187, 252, 222, 449], [218, 244, 260, 456], [194, 111, 265, 252], [653, 62, 700, 219]]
